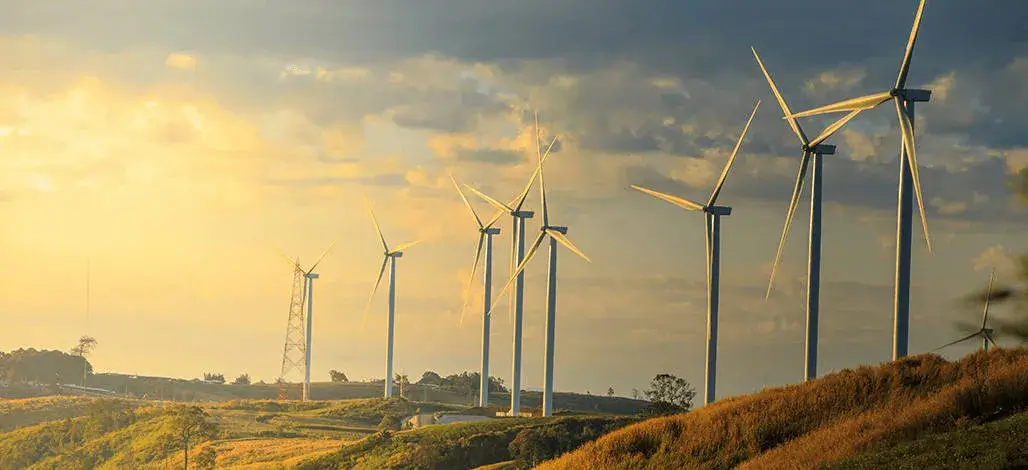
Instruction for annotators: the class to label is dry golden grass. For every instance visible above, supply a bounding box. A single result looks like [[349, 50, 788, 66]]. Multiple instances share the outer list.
[[539, 347, 1028, 470], [159, 438, 342, 469]]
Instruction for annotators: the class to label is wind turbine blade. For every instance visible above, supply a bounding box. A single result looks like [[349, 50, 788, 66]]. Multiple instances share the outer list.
[[451, 173, 484, 229], [807, 109, 864, 148], [458, 233, 486, 327], [708, 100, 760, 207], [276, 250, 305, 273], [786, 92, 892, 119], [488, 232, 547, 318], [751, 47, 808, 145], [512, 135, 559, 212], [361, 257, 389, 330], [630, 185, 704, 211], [483, 209, 506, 229], [547, 229, 591, 263], [389, 240, 420, 255], [933, 331, 982, 351], [364, 196, 390, 252], [982, 270, 995, 329], [308, 235, 343, 274], [896, 0, 927, 90], [464, 184, 514, 213], [985, 334, 997, 349], [766, 151, 811, 299], [894, 97, 933, 254]]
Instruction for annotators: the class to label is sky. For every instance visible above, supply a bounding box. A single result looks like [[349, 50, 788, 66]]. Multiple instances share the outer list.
[[1, 0, 1027, 401]]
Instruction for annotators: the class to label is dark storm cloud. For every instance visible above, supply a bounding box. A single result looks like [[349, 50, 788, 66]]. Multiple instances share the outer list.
[[454, 149, 522, 165], [7, 1, 1024, 77]]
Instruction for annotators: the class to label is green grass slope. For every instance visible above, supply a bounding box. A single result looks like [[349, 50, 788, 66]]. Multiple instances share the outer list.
[[539, 347, 1028, 470], [828, 410, 1028, 469], [297, 415, 636, 469]]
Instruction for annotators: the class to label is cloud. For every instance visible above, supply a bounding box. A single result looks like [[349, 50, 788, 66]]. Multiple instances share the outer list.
[[165, 52, 197, 71], [972, 245, 1018, 273]]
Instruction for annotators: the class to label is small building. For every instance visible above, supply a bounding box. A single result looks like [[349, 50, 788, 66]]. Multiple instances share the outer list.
[[405, 412, 494, 429]]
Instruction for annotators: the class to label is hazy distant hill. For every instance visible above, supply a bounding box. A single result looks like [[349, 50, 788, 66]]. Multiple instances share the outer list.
[[538, 347, 1028, 469]]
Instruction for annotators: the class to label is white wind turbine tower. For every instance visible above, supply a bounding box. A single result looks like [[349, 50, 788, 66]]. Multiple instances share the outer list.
[[630, 101, 760, 405], [463, 132, 559, 417], [935, 270, 998, 353], [362, 197, 420, 399], [752, 47, 874, 382], [450, 173, 505, 407], [782, 0, 934, 361], [278, 239, 341, 401], [486, 113, 591, 417]]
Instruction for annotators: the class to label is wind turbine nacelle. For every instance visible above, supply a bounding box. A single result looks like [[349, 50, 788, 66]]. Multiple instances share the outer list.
[[514, 210, 535, 219], [307, 273, 320, 279], [903, 89, 932, 102], [392, 252, 404, 258], [811, 144, 836, 155], [708, 206, 732, 216], [484, 227, 501, 235], [547, 226, 568, 234]]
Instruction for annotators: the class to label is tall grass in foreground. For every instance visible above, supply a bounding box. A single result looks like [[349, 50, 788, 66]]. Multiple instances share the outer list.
[[539, 347, 1028, 470]]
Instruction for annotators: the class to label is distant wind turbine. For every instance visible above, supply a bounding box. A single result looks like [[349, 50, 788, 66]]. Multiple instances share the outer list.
[[782, 0, 934, 361], [752, 46, 871, 382], [462, 131, 558, 417], [935, 270, 998, 353], [362, 197, 419, 399], [278, 238, 341, 401], [450, 173, 505, 407], [630, 100, 760, 405], [487, 112, 591, 417]]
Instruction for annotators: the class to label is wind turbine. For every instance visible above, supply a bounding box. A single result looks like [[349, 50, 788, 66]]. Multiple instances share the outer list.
[[361, 197, 419, 399], [486, 112, 591, 417], [781, 0, 934, 361], [935, 270, 998, 353], [752, 47, 873, 382], [630, 100, 760, 405], [277, 238, 341, 401], [450, 173, 505, 407], [462, 132, 558, 417]]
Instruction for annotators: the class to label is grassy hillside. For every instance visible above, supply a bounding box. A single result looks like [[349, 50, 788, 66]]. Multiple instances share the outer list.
[[0, 395, 638, 469], [539, 347, 1028, 469], [829, 410, 1028, 469]]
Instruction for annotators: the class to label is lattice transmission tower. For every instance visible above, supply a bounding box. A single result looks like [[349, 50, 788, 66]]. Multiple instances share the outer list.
[[277, 259, 308, 401]]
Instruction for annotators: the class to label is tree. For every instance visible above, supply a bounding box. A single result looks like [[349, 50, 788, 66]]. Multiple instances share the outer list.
[[231, 374, 251, 385], [643, 373, 696, 416], [202, 373, 225, 384], [631, 388, 640, 400], [70, 336, 97, 386], [395, 373, 410, 397], [329, 369, 349, 383], [607, 386, 615, 398], [170, 406, 218, 470], [418, 371, 443, 385]]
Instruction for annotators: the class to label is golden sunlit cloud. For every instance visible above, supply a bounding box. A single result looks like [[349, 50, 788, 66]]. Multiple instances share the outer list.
[[165, 52, 198, 71]]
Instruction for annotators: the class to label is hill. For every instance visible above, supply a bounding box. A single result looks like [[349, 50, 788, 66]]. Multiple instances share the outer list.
[[0, 395, 639, 469], [539, 347, 1028, 469]]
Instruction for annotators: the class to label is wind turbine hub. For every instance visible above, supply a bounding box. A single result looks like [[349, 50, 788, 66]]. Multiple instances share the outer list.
[[802, 143, 836, 155]]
